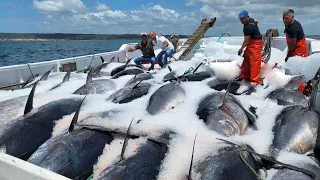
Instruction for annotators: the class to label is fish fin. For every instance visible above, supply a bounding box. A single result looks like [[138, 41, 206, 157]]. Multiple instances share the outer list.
[[68, 94, 88, 133], [24, 80, 39, 115], [100, 56, 105, 63], [110, 56, 115, 63], [123, 58, 133, 69], [86, 68, 93, 83], [119, 116, 135, 162], [308, 81, 319, 110], [132, 80, 143, 89], [62, 71, 71, 83], [221, 79, 233, 108], [193, 62, 203, 73], [39, 67, 53, 81], [168, 65, 173, 72], [188, 131, 199, 180]]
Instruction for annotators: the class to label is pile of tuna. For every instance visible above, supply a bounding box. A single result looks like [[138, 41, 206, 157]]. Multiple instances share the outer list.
[[0, 57, 319, 180]]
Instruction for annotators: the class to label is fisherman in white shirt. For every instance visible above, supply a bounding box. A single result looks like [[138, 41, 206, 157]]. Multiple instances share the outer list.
[[149, 31, 174, 68]]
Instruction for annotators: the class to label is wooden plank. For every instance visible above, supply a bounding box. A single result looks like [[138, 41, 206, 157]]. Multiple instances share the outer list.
[[174, 17, 217, 61]]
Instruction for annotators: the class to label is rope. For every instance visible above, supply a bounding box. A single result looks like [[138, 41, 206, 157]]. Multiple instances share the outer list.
[[238, 146, 266, 180], [183, 67, 194, 75], [86, 173, 94, 180], [261, 29, 274, 62], [27, 64, 35, 78]]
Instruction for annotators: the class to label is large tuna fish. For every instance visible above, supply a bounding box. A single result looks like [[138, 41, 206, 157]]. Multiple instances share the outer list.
[[97, 140, 168, 180], [107, 81, 151, 104], [266, 88, 308, 106], [73, 69, 116, 95], [270, 105, 319, 155], [89, 56, 115, 77], [207, 78, 256, 95], [125, 73, 153, 86], [0, 95, 28, 132], [23, 67, 53, 89], [147, 81, 186, 115], [193, 143, 261, 180], [0, 82, 83, 160], [27, 97, 114, 180], [110, 58, 144, 76], [48, 71, 71, 91], [271, 163, 320, 180], [196, 91, 256, 137], [111, 68, 145, 79], [283, 75, 307, 90], [163, 64, 213, 82]]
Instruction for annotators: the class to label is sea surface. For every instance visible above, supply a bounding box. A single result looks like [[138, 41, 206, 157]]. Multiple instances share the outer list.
[[0, 35, 319, 67], [0, 39, 140, 67]]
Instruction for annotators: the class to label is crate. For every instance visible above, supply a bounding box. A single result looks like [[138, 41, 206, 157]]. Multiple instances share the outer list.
[[60, 62, 77, 72]]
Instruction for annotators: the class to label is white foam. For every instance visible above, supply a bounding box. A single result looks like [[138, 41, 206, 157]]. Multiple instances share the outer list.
[[283, 53, 320, 80]]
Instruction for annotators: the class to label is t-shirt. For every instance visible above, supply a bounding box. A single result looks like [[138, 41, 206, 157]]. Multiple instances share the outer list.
[[152, 35, 174, 51], [243, 18, 262, 40], [135, 38, 155, 58], [284, 20, 305, 40]]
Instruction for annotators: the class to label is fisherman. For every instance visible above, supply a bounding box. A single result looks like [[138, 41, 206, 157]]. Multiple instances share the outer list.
[[128, 32, 156, 71], [283, 9, 308, 62], [238, 10, 263, 86], [149, 31, 174, 68]]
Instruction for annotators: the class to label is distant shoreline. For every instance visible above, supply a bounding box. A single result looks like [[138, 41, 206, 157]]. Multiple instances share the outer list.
[[0, 33, 190, 41]]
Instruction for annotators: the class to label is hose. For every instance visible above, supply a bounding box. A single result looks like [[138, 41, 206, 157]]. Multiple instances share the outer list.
[[261, 29, 274, 62]]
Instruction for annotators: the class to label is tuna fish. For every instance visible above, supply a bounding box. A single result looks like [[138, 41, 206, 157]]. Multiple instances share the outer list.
[[196, 90, 256, 137], [147, 81, 186, 115], [163, 63, 213, 82], [0, 95, 28, 132], [27, 96, 114, 180], [0, 82, 83, 160], [24, 67, 54, 89], [107, 81, 151, 104], [111, 68, 145, 79], [89, 56, 115, 77], [125, 73, 153, 86], [266, 88, 308, 106], [110, 58, 144, 76], [271, 163, 320, 180], [283, 75, 307, 90], [193, 143, 261, 180], [97, 140, 168, 180], [48, 71, 71, 91], [207, 78, 256, 95], [73, 69, 116, 95], [270, 105, 319, 155]]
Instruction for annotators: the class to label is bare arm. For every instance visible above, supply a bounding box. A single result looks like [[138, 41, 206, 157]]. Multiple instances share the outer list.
[[287, 38, 297, 58], [240, 36, 251, 50], [127, 47, 136, 52]]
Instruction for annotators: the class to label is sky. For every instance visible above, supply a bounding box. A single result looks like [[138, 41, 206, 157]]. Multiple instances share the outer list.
[[0, 0, 319, 36]]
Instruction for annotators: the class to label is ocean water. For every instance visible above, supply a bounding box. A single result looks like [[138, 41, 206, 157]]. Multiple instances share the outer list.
[[0, 35, 319, 67], [0, 39, 140, 67]]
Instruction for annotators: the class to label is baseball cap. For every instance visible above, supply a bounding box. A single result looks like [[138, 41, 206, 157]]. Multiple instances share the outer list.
[[238, 10, 248, 19], [141, 32, 147, 36]]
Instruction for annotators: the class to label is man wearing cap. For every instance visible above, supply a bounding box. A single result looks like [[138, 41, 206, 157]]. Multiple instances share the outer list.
[[149, 31, 174, 68], [283, 9, 308, 62], [128, 32, 156, 71], [238, 10, 263, 86]]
